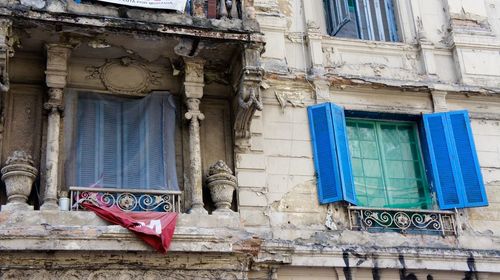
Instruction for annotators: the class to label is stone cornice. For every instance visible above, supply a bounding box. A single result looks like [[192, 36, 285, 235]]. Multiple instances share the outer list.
[[0, 8, 265, 44]]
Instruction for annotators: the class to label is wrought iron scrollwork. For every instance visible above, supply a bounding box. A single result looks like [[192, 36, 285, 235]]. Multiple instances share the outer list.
[[348, 206, 457, 236], [70, 187, 181, 213]]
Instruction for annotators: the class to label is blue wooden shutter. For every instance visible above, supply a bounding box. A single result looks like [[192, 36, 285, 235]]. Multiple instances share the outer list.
[[448, 111, 488, 207], [324, 0, 351, 36], [330, 103, 357, 204], [423, 111, 488, 209], [308, 103, 357, 205], [423, 113, 464, 209]]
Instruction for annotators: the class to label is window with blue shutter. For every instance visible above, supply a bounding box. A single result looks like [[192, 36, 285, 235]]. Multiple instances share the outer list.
[[308, 103, 488, 211], [423, 111, 488, 209]]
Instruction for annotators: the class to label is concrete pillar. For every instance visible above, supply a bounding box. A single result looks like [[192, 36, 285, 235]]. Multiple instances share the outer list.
[[40, 44, 71, 210], [183, 57, 207, 214]]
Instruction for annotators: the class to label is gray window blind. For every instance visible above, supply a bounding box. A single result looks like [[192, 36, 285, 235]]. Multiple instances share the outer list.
[[72, 91, 179, 191]]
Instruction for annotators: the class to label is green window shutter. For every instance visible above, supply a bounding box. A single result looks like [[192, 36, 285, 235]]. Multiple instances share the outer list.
[[308, 103, 357, 205]]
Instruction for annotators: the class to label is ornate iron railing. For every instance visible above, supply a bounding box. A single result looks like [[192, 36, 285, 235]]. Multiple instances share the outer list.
[[69, 187, 182, 213], [348, 206, 457, 236]]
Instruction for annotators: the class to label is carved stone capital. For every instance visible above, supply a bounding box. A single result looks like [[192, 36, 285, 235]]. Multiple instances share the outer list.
[[183, 57, 205, 99], [431, 90, 448, 112], [43, 88, 64, 114], [45, 44, 72, 89]]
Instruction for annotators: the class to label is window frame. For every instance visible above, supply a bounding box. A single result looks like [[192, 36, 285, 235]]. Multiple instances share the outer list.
[[64, 90, 180, 192], [324, 0, 400, 42], [345, 117, 433, 210]]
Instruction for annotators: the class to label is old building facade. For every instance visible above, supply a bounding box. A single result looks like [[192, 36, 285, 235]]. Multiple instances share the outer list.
[[0, 0, 500, 279]]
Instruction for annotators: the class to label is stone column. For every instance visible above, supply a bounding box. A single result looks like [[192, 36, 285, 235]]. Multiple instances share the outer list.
[[183, 57, 207, 214], [40, 44, 71, 210]]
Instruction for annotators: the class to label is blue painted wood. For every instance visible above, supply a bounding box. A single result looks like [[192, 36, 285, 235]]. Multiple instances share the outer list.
[[324, 0, 351, 36], [384, 0, 399, 42], [447, 111, 488, 208], [308, 103, 343, 204], [423, 112, 464, 209], [330, 103, 357, 205]]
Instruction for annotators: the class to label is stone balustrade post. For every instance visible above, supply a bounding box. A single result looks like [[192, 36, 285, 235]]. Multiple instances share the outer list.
[[40, 44, 71, 210], [183, 57, 207, 214]]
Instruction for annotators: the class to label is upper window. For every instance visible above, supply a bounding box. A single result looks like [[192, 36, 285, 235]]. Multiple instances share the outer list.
[[64, 91, 179, 191], [324, 0, 399, 42], [308, 103, 488, 211]]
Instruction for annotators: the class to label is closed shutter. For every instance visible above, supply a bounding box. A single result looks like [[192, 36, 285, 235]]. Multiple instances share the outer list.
[[448, 111, 488, 207], [308, 103, 357, 205], [423, 111, 488, 209]]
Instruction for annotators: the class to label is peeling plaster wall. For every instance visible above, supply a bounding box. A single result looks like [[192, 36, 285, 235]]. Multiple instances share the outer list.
[[256, 0, 500, 88]]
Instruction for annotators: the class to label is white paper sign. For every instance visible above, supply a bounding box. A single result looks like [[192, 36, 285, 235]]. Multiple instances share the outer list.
[[97, 0, 187, 11]]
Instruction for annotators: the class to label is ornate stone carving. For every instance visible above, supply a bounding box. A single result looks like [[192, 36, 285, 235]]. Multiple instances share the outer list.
[[274, 90, 305, 112], [234, 43, 264, 151], [206, 160, 237, 212], [1, 150, 38, 210], [0, 19, 13, 93], [86, 57, 162, 95]]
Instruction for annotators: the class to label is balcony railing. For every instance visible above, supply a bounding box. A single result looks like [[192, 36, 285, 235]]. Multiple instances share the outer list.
[[70, 187, 182, 213], [348, 206, 457, 236]]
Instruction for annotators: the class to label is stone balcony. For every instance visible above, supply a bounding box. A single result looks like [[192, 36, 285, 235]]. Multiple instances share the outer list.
[[0, 0, 261, 37]]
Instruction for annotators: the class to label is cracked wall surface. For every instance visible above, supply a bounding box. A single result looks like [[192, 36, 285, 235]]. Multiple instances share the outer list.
[[1, 0, 500, 279]]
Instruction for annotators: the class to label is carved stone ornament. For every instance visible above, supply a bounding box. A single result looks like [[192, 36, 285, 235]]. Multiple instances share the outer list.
[[234, 44, 265, 151], [206, 160, 237, 212], [86, 57, 162, 95], [1, 150, 38, 208]]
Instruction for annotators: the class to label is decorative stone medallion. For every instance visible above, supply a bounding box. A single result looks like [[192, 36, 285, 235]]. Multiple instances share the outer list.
[[86, 57, 162, 95]]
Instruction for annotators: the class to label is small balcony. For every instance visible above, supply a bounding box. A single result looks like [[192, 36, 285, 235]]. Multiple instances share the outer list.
[[70, 187, 182, 213], [348, 206, 457, 236]]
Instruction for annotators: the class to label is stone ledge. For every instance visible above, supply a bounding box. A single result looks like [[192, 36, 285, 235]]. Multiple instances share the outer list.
[[0, 210, 245, 252], [256, 241, 500, 273]]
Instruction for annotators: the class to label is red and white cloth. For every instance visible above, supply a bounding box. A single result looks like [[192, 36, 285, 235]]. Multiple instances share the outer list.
[[83, 202, 177, 253]]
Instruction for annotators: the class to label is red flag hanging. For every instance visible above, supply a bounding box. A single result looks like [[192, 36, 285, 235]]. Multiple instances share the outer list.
[[83, 202, 177, 253]]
